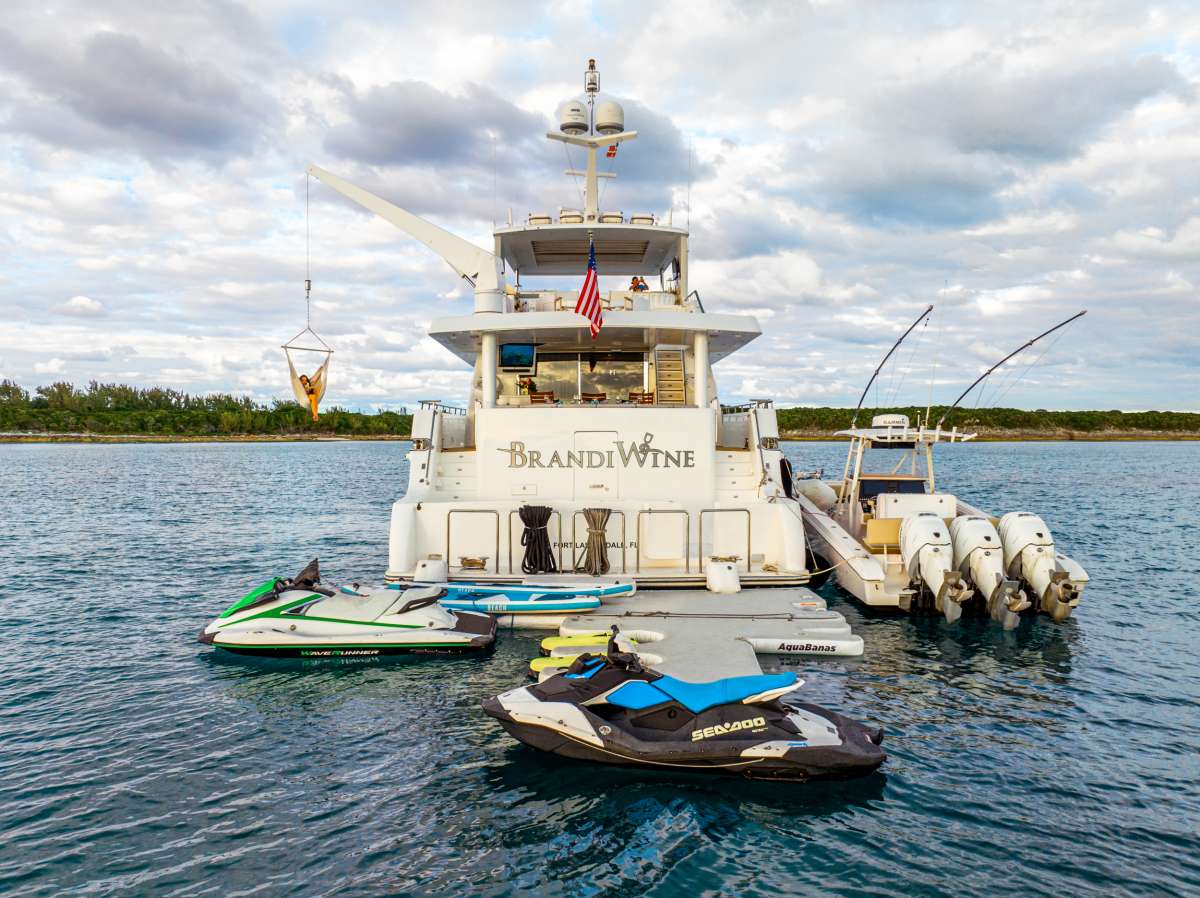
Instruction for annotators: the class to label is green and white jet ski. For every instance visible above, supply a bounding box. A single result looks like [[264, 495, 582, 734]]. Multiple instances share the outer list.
[[199, 559, 496, 658]]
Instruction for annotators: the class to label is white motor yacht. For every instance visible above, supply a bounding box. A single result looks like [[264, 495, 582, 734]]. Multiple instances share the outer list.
[[307, 60, 814, 600]]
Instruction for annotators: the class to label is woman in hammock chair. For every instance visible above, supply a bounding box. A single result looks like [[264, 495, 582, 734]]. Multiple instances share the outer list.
[[287, 353, 330, 422]]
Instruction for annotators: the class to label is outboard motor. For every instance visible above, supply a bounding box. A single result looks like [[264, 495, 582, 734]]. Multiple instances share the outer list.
[[997, 512, 1086, 623], [949, 516, 1028, 629], [900, 512, 973, 623]]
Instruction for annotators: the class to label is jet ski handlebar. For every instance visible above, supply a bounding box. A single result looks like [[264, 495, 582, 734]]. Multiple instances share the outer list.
[[569, 626, 647, 677]]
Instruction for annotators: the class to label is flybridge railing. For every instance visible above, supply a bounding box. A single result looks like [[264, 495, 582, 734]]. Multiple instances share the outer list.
[[721, 399, 773, 414], [509, 288, 686, 313], [419, 400, 466, 415]]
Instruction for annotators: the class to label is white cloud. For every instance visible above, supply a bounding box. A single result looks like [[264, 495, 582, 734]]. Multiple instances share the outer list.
[[0, 1, 1198, 411], [974, 285, 1055, 317], [54, 295, 106, 317], [34, 357, 65, 374]]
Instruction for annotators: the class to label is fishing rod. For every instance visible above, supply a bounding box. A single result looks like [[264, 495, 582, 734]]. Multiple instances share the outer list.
[[937, 310, 1086, 429], [850, 304, 933, 428]]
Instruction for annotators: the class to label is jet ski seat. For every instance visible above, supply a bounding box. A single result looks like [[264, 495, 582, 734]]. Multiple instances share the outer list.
[[303, 591, 397, 621], [605, 672, 799, 714], [289, 586, 443, 621]]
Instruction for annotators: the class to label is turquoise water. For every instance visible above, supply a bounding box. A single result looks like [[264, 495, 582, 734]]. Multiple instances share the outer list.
[[1, 440, 1198, 897]]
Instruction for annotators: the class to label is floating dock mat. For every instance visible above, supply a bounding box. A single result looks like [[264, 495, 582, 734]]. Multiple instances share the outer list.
[[554, 588, 864, 680]]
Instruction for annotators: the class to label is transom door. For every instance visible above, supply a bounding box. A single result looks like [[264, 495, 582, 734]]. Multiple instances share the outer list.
[[573, 430, 619, 500]]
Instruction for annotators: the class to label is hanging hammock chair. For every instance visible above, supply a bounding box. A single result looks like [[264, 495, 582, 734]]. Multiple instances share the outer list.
[[283, 325, 332, 422], [286, 179, 333, 423]]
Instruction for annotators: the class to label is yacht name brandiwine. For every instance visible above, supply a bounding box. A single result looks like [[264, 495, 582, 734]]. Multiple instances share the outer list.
[[500, 438, 697, 470]]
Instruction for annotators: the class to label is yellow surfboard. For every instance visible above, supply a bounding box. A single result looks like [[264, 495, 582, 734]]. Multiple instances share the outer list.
[[539, 633, 637, 655]]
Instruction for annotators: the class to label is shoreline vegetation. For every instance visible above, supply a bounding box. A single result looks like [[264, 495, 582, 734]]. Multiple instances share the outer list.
[[1, 380, 1198, 443]]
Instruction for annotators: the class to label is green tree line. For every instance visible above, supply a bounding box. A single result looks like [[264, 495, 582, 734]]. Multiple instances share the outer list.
[[774, 405, 1200, 434], [3, 381, 1196, 437], [0, 380, 413, 437]]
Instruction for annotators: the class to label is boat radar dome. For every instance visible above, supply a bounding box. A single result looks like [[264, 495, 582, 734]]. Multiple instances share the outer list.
[[559, 99, 588, 134], [872, 414, 910, 428], [595, 100, 624, 135]]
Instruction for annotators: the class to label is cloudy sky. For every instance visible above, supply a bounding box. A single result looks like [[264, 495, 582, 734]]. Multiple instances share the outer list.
[[2, 1, 1198, 411]]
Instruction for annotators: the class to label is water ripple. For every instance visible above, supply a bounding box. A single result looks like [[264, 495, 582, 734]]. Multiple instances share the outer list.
[[1, 441, 1198, 896]]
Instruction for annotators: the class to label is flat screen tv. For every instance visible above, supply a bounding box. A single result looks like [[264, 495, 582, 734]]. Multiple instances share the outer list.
[[499, 343, 536, 373]]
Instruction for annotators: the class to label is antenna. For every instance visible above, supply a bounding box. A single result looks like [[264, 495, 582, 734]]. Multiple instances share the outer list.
[[850, 305, 934, 428], [584, 58, 600, 135], [549, 60, 636, 222], [926, 314, 943, 426], [686, 140, 693, 231], [938, 310, 1087, 428]]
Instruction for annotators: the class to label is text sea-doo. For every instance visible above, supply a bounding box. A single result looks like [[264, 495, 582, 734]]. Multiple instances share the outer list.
[[482, 632, 884, 781], [199, 560, 496, 658]]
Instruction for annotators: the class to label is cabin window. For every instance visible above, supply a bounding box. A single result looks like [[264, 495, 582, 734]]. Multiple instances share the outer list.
[[497, 353, 580, 401], [495, 351, 648, 402], [581, 352, 644, 399]]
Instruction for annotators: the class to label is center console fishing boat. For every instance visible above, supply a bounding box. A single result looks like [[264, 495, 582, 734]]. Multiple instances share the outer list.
[[795, 414, 1090, 627], [792, 306, 1091, 628]]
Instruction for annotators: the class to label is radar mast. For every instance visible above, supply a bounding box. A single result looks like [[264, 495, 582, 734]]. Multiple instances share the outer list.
[[548, 59, 638, 222]]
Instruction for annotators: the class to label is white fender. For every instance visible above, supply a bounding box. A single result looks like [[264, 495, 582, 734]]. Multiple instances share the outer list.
[[900, 513, 973, 623], [950, 516, 1028, 629], [794, 478, 837, 511], [706, 560, 742, 594]]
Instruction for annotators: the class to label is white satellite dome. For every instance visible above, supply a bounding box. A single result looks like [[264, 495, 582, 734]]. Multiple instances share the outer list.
[[558, 100, 588, 134], [595, 100, 624, 135]]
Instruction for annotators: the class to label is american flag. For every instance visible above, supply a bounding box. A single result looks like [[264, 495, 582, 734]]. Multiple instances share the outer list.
[[575, 238, 603, 339]]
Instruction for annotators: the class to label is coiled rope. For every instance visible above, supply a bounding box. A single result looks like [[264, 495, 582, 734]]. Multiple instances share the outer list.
[[519, 504, 558, 575], [575, 507, 612, 575]]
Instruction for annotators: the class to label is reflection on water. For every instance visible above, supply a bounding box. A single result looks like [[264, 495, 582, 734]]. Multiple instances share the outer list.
[[1, 440, 1198, 897]]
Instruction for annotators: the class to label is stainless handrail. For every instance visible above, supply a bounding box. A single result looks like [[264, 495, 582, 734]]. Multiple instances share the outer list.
[[748, 405, 768, 489], [419, 399, 466, 415], [445, 509, 500, 574], [698, 508, 752, 572], [570, 510, 628, 573], [635, 509, 690, 574], [507, 509, 564, 574]]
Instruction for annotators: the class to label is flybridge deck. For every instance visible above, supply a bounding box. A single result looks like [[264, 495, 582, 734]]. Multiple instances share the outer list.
[[494, 220, 687, 275]]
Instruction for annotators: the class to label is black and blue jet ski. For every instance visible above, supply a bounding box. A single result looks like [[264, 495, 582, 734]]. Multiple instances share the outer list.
[[482, 631, 885, 781]]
